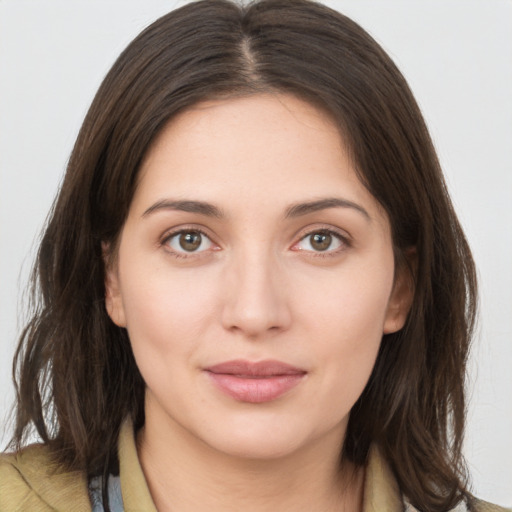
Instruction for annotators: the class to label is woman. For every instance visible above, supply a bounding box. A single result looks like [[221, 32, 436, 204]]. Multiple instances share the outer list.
[[0, 0, 508, 511]]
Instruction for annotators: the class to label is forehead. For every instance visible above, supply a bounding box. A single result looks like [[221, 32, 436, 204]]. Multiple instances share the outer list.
[[142, 93, 345, 169], [132, 93, 384, 222]]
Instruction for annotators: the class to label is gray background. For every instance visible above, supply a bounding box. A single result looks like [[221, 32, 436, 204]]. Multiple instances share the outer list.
[[1, 0, 511, 506]]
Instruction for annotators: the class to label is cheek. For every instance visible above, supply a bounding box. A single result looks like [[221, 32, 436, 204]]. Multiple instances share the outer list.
[[119, 263, 219, 364], [312, 288, 385, 385], [296, 258, 394, 396], [299, 258, 394, 339]]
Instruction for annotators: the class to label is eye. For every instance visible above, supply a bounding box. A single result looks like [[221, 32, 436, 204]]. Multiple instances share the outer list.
[[293, 229, 346, 253], [164, 229, 214, 254]]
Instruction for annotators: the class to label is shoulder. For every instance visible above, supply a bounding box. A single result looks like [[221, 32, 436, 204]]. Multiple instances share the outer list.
[[0, 444, 91, 511], [404, 495, 509, 512], [469, 496, 512, 512]]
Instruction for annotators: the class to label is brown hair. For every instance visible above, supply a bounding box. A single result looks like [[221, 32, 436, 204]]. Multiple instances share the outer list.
[[10, 1, 477, 510]]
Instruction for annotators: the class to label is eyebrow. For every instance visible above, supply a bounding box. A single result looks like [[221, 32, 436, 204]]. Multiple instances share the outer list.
[[142, 197, 371, 221], [285, 197, 371, 221], [142, 199, 224, 219]]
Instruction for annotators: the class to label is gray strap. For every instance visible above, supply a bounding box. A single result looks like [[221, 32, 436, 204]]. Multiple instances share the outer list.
[[89, 474, 125, 512]]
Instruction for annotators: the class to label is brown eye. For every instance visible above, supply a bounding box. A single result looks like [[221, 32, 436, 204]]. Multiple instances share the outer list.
[[179, 231, 202, 251], [293, 230, 345, 254], [165, 229, 213, 254], [310, 232, 332, 251]]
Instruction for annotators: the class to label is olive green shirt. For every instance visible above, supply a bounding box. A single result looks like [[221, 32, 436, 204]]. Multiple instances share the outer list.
[[0, 420, 509, 511]]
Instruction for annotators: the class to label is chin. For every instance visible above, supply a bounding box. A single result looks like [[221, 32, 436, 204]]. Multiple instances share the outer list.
[[193, 411, 335, 462], [206, 431, 306, 461]]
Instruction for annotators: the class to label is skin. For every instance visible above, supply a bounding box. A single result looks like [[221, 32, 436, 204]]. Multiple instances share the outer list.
[[105, 93, 413, 512]]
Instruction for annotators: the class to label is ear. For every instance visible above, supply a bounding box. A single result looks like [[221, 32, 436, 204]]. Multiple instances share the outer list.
[[383, 248, 416, 334], [102, 242, 127, 328]]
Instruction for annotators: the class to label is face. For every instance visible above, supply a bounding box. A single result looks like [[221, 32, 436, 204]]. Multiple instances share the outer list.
[[105, 94, 412, 460]]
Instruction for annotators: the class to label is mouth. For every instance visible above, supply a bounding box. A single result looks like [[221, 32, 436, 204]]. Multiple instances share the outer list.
[[204, 359, 307, 403]]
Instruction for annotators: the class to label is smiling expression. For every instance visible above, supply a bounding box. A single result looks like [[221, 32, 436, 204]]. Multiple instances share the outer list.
[[105, 93, 412, 460]]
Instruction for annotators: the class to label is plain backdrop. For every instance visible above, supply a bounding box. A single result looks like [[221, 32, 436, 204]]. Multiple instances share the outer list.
[[0, 0, 511, 506]]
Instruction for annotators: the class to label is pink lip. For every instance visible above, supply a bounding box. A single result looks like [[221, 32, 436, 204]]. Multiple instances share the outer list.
[[204, 360, 306, 403]]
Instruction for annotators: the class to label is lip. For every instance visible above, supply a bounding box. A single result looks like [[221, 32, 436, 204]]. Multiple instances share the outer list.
[[204, 359, 307, 403]]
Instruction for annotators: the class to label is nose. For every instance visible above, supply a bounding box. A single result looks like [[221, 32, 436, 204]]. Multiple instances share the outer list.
[[221, 250, 292, 338]]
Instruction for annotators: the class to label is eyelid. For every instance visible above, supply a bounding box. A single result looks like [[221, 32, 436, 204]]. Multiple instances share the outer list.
[[158, 223, 351, 258], [290, 225, 352, 255], [160, 225, 220, 257]]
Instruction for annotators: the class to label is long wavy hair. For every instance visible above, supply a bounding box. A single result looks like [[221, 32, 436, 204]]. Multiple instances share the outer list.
[[10, 1, 477, 510]]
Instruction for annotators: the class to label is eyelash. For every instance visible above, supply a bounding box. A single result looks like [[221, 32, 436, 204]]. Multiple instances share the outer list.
[[161, 227, 216, 259], [292, 227, 351, 258], [160, 226, 351, 259]]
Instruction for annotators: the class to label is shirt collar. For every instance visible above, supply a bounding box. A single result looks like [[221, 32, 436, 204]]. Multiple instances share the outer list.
[[363, 445, 404, 512], [119, 419, 158, 511]]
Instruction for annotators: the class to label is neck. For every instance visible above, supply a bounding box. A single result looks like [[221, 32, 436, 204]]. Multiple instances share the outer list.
[[137, 412, 364, 512]]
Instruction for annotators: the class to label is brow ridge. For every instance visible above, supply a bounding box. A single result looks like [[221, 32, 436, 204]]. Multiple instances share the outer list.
[[142, 199, 224, 218], [285, 197, 370, 220], [142, 197, 370, 221]]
